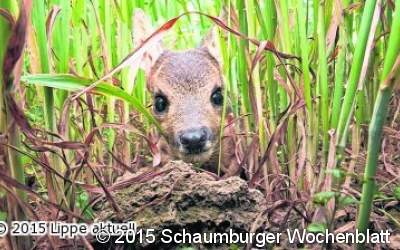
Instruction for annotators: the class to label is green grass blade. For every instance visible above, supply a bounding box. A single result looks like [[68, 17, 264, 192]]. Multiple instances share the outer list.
[[21, 74, 161, 131]]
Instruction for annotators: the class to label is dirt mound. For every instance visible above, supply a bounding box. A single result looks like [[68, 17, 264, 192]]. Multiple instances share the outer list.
[[94, 161, 267, 249]]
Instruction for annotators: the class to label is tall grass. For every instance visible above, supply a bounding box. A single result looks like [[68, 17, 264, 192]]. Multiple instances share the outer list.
[[0, 0, 399, 248], [356, 1, 400, 248], [1, 1, 32, 248], [0, 0, 26, 205]]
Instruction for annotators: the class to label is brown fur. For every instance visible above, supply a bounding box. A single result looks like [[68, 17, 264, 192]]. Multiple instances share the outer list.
[[148, 48, 239, 176], [134, 10, 239, 176]]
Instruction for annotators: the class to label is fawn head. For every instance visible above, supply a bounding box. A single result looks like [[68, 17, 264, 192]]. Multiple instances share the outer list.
[[135, 10, 224, 164]]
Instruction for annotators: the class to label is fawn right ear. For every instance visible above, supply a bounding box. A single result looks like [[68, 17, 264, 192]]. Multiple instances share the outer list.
[[200, 27, 222, 66], [133, 9, 164, 78]]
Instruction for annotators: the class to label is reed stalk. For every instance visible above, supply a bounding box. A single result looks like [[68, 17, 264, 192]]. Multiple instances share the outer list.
[[336, 0, 378, 149], [356, 2, 400, 248]]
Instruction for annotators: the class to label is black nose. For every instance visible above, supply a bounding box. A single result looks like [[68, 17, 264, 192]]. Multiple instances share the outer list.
[[179, 128, 209, 154]]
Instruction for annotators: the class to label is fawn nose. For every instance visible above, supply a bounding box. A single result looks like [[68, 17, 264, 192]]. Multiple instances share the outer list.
[[179, 128, 209, 154]]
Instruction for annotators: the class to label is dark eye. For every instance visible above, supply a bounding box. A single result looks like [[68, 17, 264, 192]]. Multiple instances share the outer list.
[[211, 88, 223, 106], [154, 95, 168, 113]]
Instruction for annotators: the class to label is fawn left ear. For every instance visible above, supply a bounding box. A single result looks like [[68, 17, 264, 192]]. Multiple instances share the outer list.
[[200, 28, 222, 66]]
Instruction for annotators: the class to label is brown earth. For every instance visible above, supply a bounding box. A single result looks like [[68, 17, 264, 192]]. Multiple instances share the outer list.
[[94, 161, 270, 249]]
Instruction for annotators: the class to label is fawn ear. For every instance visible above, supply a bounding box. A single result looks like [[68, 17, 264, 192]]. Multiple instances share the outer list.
[[133, 9, 163, 76], [200, 27, 222, 66]]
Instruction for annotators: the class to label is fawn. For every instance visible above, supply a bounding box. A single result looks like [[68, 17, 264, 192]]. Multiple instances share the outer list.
[[135, 10, 240, 177]]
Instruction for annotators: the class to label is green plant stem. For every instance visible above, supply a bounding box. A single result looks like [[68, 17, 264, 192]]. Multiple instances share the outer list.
[[317, 1, 329, 164], [336, 0, 378, 144], [356, 1, 400, 248], [330, 28, 347, 130], [296, 0, 316, 188], [237, 0, 251, 133]]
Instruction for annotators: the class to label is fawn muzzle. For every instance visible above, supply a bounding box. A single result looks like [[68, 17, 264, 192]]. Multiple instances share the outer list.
[[178, 127, 212, 154]]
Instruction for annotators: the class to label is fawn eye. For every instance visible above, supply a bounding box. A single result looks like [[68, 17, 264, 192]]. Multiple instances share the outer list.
[[211, 88, 223, 106], [154, 95, 168, 113]]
